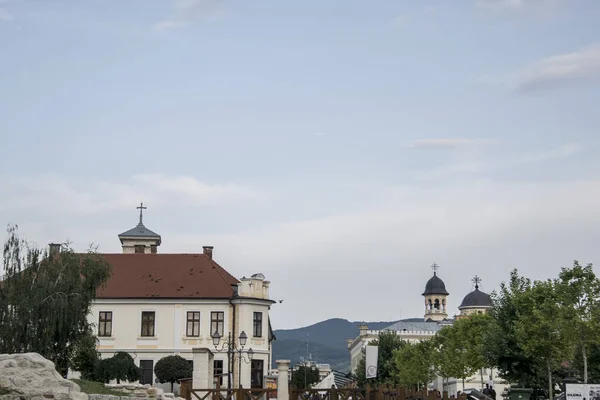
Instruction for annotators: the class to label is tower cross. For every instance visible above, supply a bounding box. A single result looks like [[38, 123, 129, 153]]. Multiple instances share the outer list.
[[431, 262, 439, 275], [136, 202, 147, 224], [472, 275, 482, 290]]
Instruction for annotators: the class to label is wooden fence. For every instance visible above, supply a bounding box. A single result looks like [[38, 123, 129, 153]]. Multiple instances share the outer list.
[[188, 388, 277, 400], [184, 385, 469, 400], [291, 386, 469, 400]]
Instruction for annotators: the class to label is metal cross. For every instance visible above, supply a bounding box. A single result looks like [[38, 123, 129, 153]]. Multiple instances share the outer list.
[[137, 202, 147, 224], [431, 262, 439, 275], [472, 275, 482, 289]]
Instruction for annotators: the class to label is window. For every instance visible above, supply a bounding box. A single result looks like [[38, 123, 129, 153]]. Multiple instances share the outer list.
[[139, 360, 154, 385], [211, 312, 224, 336], [98, 311, 112, 337], [141, 311, 155, 337], [150, 245, 157, 254], [250, 359, 264, 388], [253, 312, 263, 337], [214, 360, 224, 385], [186, 311, 200, 337], [134, 245, 145, 253]]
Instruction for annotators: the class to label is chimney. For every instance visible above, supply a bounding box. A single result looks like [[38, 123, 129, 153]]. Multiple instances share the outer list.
[[49, 243, 61, 255], [203, 246, 214, 260]]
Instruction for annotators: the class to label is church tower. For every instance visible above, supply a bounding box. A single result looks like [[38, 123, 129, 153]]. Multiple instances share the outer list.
[[118, 202, 161, 254], [422, 263, 449, 322], [457, 275, 493, 319]]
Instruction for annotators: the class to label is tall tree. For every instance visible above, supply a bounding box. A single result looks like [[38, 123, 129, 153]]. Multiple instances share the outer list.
[[484, 270, 543, 387], [454, 312, 493, 388], [0, 225, 111, 375], [432, 323, 475, 389], [556, 261, 600, 383], [353, 330, 407, 386], [393, 340, 435, 389], [514, 279, 574, 400], [290, 365, 321, 389]]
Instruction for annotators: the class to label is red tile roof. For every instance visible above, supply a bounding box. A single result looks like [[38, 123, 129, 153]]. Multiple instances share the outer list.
[[96, 254, 240, 299]]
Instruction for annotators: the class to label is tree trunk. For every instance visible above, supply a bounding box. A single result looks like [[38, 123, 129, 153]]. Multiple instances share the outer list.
[[583, 343, 588, 384], [480, 369, 484, 390], [171, 381, 174, 393], [547, 360, 553, 400]]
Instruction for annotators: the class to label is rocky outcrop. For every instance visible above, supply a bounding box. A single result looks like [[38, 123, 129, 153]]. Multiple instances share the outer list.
[[0, 353, 87, 400]]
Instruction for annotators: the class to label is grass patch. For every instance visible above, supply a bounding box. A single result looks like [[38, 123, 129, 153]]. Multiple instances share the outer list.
[[70, 380, 129, 396]]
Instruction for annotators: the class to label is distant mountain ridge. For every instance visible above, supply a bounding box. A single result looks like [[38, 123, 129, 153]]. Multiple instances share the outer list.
[[272, 318, 402, 372]]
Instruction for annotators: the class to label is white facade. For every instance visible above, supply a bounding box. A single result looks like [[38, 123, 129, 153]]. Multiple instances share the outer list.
[[90, 275, 273, 392]]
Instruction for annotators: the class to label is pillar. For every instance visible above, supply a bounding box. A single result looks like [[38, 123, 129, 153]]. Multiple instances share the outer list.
[[276, 360, 291, 400], [192, 348, 215, 389]]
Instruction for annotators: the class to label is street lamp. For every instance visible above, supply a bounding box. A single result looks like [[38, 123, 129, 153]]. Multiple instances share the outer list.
[[212, 330, 254, 389]]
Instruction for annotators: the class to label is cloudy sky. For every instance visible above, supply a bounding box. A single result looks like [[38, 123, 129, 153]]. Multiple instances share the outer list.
[[1, 0, 600, 330]]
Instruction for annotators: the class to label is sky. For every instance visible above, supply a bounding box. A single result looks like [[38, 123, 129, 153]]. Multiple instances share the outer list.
[[1, 0, 600, 330]]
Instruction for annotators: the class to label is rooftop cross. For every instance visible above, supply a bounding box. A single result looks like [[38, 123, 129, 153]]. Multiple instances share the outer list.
[[472, 275, 482, 290], [136, 202, 147, 224], [431, 262, 439, 275]]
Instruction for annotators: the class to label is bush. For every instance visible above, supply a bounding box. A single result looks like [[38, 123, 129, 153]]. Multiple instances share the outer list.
[[94, 352, 140, 384], [154, 355, 193, 392]]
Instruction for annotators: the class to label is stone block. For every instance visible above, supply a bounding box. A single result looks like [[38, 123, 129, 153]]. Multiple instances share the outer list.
[[0, 353, 87, 400]]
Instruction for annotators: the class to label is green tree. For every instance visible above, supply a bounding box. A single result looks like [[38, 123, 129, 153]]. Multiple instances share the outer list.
[[155, 355, 193, 393], [94, 352, 141, 384], [454, 312, 493, 387], [432, 324, 474, 389], [573, 342, 600, 383], [0, 225, 112, 375], [71, 329, 101, 380], [484, 270, 543, 387], [354, 330, 407, 386], [556, 261, 600, 383], [514, 279, 574, 400], [291, 365, 321, 389], [393, 340, 435, 389]]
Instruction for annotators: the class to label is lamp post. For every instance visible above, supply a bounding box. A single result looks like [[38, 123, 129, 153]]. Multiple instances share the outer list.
[[212, 330, 254, 389]]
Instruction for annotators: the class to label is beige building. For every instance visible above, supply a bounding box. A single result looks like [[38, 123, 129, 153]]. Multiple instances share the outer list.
[[85, 206, 276, 392]]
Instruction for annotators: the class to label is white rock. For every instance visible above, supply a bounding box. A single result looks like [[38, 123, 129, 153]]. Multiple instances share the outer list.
[[0, 352, 88, 400]]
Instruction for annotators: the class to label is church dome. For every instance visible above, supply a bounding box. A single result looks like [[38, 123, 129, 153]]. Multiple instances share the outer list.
[[458, 287, 492, 309], [422, 273, 449, 296]]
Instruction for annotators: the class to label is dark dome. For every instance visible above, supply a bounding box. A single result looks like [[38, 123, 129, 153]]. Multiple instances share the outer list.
[[422, 274, 449, 296], [458, 288, 492, 309]]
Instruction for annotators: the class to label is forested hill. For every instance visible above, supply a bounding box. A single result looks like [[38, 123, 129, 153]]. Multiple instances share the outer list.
[[271, 318, 402, 372]]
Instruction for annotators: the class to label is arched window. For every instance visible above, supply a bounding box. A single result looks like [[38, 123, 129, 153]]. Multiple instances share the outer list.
[[428, 299, 433, 310], [434, 299, 440, 310]]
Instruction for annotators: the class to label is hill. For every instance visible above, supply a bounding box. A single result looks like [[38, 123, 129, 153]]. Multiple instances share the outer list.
[[272, 318, 403, 372]]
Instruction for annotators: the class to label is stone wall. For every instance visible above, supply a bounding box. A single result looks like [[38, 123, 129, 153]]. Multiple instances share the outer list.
[[101, 384, 183, 400]]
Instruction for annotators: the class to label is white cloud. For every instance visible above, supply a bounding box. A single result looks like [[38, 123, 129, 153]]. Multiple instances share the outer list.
[[0, 173, 260, 217], [475, 0, 562, 11], [519, 142, 582, 164], [405, 138, 495, 149], [155, 0, 224, 31], [1, 170, 599, 328], [0, 7, 14, 21], [168, 179, 600, 327], [515, 45, 600, 92], [408, 142, 581, 181]]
